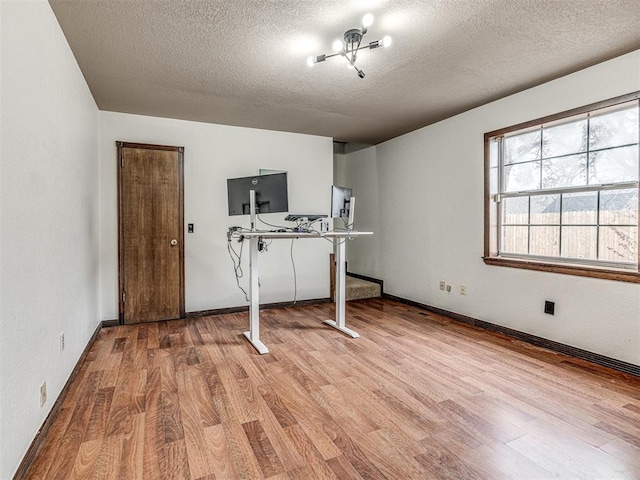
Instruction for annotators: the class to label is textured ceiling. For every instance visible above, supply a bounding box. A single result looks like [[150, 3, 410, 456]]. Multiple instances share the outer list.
[[49, 0, 640, 145]]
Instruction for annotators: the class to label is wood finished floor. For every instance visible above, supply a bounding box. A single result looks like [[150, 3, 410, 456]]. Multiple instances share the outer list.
[[23, 299, 640, 479]]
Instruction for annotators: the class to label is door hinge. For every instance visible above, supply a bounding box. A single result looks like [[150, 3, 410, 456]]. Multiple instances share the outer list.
[[120, 156, 124, 167], [122, 292, 126, 303]]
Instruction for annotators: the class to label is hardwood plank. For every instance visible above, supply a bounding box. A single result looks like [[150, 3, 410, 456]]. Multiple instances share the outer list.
[[84, 387, 115, 442], [235, 377, 306, 471], [99, 368, 119, 389], [319, 383, 379, 437], [105, 369, 146, 436], [217, 412, 265, 479], [202, 423, 241, 479], [356, 428, 430, 479], [186, 346, 200, 366], [21, 300, 640, 479], [69, 439, 102, 479], [187, 365, 221, 427], [515, 422, 636, 479], [306, 348, 353, 381], [118, 412, 146, 479], [283, 424, 339, 480], [338, 379, 443, 441], [176, 369, 214, 479], [147, 322, 160, 350], [171, 346, 189, 371], [335, 376, 443, 442], [414, 445, 487, 480], [186, 320, 205, 346], [463, 366, 615, 446], [257, 383, 297, 429], [468, 442, 552, 480], [321, 421, 388, 480], [435, 398, 524, 444], [242, 419, 285, 478], [160, 361, 184, 443], [507, 434, 612, 479], [161, 439, 190, 480], [326, 454, 366, 480], [269, 373, 343, 460], [86, 432, 124, 479], [142, 367, 163, 479], [599, 437, 640, 469], [624, 402, 640, 415], [595, 421, 640, 448]]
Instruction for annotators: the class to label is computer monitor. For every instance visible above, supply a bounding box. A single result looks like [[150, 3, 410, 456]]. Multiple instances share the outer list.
[[331, 185, 353, 218], [227, 172, 289, 216]]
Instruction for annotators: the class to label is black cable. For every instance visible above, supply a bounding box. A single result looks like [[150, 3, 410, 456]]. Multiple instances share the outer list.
[[342, 216, 355, 231], [302, 221, 350, 245], [226, 223, 350, 305], [256, 214, 289, 230], [258, 213, 329, 234], [227, 235, 249, 302]]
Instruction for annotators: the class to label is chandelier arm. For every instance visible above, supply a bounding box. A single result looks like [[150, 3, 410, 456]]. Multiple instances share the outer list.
[[342, 52, 365, 78], [322, 52, 343, 60], [354, 32, 364, 63], [345, 44, 372, 55], [314, 44, 376, 62]]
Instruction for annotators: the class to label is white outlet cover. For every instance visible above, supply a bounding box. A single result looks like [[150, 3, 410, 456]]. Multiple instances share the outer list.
[[40, 382, 47, 407]]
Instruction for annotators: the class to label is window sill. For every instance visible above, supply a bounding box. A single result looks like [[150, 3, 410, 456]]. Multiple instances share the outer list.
[[483, 256, 640, 283]]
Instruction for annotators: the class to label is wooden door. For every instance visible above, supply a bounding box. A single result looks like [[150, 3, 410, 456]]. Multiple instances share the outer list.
[[118, 142, 185, 324]]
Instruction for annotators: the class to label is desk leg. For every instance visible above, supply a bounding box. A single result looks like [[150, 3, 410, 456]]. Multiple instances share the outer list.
[[243, 236, 269, 354], [323, 237, 360, 338]]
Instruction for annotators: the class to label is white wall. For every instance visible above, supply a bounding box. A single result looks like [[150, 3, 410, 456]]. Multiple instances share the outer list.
[[344, 50, 640, 366], [0, 1, 100, 478], [99, 112, 333, 319], [335, 145, 380, 277]]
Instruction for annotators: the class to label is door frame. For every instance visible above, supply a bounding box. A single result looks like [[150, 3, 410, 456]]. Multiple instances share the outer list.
[[117, 141, 185, 324]]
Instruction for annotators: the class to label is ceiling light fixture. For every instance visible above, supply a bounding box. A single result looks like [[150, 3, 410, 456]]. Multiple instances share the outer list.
[[306, 13, 391, 79]]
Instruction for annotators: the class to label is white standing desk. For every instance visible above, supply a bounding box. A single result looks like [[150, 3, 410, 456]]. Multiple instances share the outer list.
[[239, 230, 373, 354]]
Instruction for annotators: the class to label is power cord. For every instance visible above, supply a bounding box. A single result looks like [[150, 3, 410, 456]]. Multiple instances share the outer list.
[[226, 222, 350, 305], [342, 216, 355, 232], [257, 214, 289, 231], [227, 226, 249, 301]]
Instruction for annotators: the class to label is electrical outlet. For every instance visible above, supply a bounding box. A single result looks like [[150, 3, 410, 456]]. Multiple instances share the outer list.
[[439, 281, 445, 291], [60, 332, 65, 353], [446, 284, 452, 293], [40, 382, 47, 407], [460, 285, 467, 295], [544, 301, 555, 315]]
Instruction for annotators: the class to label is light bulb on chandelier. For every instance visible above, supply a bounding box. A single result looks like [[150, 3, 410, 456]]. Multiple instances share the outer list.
[[305, 12, 391, 78]]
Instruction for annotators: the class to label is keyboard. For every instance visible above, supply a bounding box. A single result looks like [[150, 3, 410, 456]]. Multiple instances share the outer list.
[[285, 214, 328, 221]]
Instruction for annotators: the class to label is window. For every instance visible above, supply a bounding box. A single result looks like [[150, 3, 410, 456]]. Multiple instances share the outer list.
[[484, 92, 640, 282]]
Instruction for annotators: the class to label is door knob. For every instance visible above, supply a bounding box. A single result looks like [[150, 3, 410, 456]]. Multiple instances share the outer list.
[[170, 239, 178, 246]]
